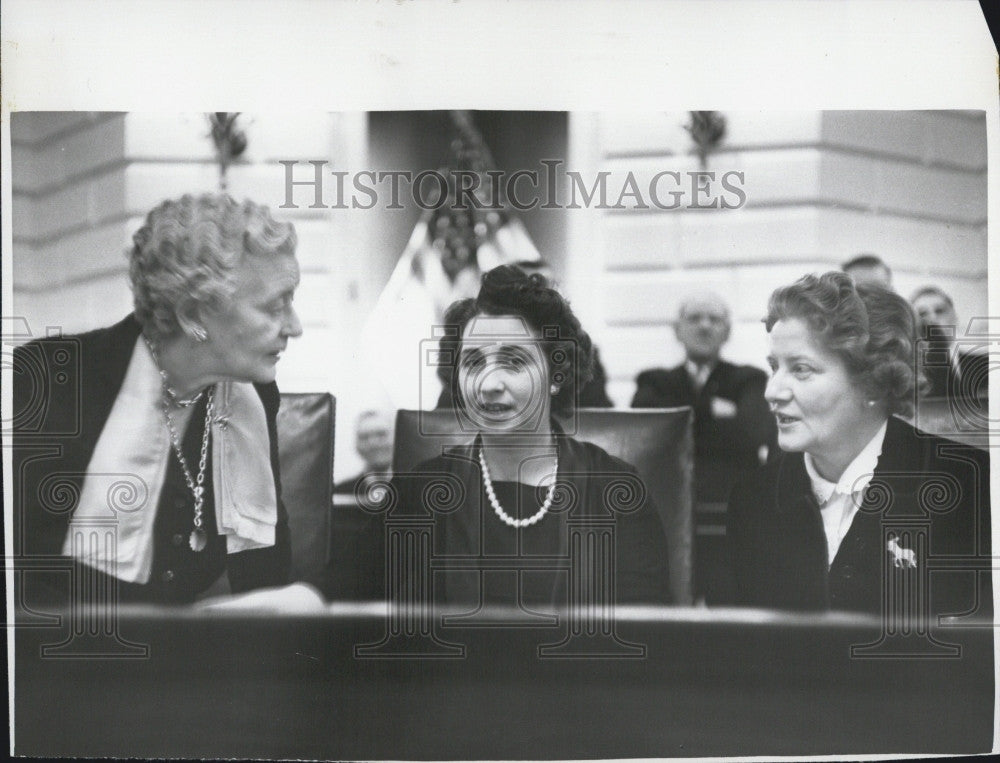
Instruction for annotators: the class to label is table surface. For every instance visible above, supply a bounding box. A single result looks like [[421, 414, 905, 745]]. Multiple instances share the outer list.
[[12, 604, 996, 759]]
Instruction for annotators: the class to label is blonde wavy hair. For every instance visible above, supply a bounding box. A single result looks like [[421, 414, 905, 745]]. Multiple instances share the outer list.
[[128, 193, 297, 341]]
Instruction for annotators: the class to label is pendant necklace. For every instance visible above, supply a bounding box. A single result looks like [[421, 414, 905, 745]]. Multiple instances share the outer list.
[[145, 336, 214, 552], [161, 386, 215, 551]]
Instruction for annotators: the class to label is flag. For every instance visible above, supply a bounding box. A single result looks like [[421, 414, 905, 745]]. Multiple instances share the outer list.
[[362, 112, 544, 409]]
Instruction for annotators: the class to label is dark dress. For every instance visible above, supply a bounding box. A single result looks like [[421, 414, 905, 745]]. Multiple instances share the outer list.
[[727, 416, 991, 618], [12, 314, 292, 606], [320, 433, 672, 608]]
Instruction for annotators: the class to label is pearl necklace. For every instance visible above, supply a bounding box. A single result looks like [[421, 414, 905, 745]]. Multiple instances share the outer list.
[[478, 447, 558, 528]]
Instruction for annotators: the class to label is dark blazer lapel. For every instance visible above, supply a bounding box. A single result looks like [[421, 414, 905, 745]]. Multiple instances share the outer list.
[[51, 315, 142, 471], [829, 418, 920, 611], [829, 503, 883, 611], [830, 428, 895, 565], [771, 454, 830, 605], [79, 315, 144, 446], [834, 418, 918, 553], [702, 359, 729, 398], [672, 363, 699, 405], [19, 315, 144, 556], [774, 453, 818, 518], [863, 416, 924, 520]]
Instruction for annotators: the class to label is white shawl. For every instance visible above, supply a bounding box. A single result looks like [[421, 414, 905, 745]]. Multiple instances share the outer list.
[[63, 336, 278, 584]]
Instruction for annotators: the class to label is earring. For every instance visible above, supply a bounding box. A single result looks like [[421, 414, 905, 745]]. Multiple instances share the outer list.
[[191, 326, 208, 343]]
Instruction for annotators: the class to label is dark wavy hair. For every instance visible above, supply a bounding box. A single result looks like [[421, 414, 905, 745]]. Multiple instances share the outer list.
[[764, 271, 920, 417], [437, 265, 595, 416]]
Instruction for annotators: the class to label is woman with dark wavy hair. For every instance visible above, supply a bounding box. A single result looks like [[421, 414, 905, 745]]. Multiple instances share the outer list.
[[325, 265, 671, 608], [728, 272, 990, 618], [428, 265, 671, 606], [436, 264, 595, 419]]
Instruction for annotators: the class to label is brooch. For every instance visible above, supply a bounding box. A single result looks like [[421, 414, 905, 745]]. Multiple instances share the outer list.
[[887, 537, 917, 569]]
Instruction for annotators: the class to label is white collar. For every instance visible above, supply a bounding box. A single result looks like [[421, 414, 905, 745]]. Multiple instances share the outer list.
[[804, 420, 888, 505], [684, 359, 716, 380]]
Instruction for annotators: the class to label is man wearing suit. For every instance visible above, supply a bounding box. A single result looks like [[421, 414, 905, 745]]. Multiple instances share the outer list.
[[911, 286, 989, 402], [632, 292, 775, 602], [333, 409, 395, 495]]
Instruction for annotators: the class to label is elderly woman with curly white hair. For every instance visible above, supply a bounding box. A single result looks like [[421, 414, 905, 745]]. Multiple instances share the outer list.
[[13, 193, 302, 605]]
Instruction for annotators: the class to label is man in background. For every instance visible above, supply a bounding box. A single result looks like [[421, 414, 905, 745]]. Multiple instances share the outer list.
[[842, 253, 893, 289], [334, 409, 395, 495], [911, 285, 989, 402], [632, 292, 775, 603]]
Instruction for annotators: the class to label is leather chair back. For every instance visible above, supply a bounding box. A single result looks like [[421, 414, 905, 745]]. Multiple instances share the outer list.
[[277, 393, 335, 581], [907, 400, 989, 449], [392, 407, 694, 604]]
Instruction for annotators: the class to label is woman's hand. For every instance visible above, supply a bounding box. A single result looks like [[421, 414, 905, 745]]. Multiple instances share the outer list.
[[195, 582, 327, 614]]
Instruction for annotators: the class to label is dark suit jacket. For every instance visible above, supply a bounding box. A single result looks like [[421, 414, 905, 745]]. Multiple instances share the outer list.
[[319, 433, 672, 606], [12, 314, 291, 604], [923, 347, 989, 401], [728, 417, 991, 617], [632, 360, 776, 501], [333, 471, 387, 495]]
